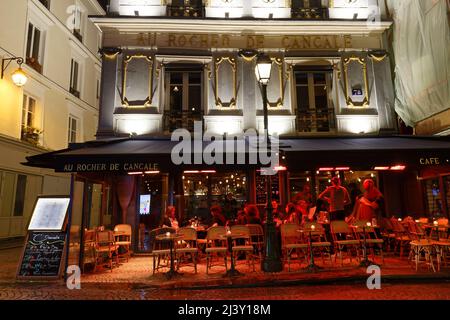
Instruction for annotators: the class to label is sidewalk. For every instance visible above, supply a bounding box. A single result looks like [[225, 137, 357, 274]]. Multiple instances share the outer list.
[[2, 246, 450, 289]]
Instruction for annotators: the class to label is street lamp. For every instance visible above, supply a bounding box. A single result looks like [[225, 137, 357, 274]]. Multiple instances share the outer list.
[[255, 53, 283, 273], [1, 57, 28, 87]]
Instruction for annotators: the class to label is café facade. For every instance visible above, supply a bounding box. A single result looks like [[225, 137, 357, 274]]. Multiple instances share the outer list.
[[24, 0, 450, 269]]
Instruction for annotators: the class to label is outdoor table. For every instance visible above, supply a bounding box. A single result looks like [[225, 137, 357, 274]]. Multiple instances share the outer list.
[[220, 232, 245, 278], [350, 225, 377, 267], [297, 228, 322, 273], [155, 233, 183, 280], [424, 224, 450, 241]]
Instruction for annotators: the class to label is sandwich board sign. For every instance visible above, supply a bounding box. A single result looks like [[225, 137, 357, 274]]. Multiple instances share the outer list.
[[17, 196, 70, 280]]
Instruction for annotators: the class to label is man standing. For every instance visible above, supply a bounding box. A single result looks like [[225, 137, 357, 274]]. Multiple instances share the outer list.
[[318, 177, 351, 221]]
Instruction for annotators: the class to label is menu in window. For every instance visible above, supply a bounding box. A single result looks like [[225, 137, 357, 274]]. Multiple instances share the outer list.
[[28, 197, 70, 231]]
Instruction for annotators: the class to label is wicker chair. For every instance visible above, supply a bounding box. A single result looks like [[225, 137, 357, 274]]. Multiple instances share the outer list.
[[205, 226, 228, 274], [390, 218, 411, 257], [150, 227, 175, 275], [246, 224, 265, 261], [304, 222, 332, 265], [176, 227, 199, 274], [280, 223, 308, 271], [352, 220, 385, 264], [231, 225, 255, 271], [95, 230, 119, 272], [114, 224, 132, 262], [330, 221, 360, 266]]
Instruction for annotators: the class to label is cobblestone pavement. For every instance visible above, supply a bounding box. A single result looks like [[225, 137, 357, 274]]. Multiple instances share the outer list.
[[1, 282, 450, 300], [2, 246, 450, 300]]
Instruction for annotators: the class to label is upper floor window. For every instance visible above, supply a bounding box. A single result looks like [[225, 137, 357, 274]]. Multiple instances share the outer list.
[[292, 0, 328, 19], [164, 64, 203, 132], [70, 59, 81, 98], [73, 3, 85, 42], [21, 95, 42, 144], [68, 116, 78, 144], [168, 0, 204, 17], [295, 66, 334, 132], [38, 0, 50, 10], [26, 22, 44, 73]]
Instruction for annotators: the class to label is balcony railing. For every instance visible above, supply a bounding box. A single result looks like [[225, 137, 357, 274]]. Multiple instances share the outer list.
[[291, 7, 329, 20], [167, 5, 205, 18], [164, 110, 203, 132], [297, 108, 336, 133]]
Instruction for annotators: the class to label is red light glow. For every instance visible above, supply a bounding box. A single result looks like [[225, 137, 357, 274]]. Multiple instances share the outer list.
[[144, 171, 160, 174], [390, 165, 406, 171], [318, 167, 335, 172], [128, 172, 144, 175], [274, 166, 288, 171]]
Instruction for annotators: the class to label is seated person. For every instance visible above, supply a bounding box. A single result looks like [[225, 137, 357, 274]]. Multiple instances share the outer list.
[[160, 206, 179, 230], [245, 204, 262, 225], [210, 205, 227, 227]]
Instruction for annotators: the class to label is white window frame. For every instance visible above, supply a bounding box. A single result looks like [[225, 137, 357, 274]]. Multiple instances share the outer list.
[[70, 58, 81, 97], [21, 94, 37, 132], [73, 1, 87, 43], [68, 115, 79, 144]]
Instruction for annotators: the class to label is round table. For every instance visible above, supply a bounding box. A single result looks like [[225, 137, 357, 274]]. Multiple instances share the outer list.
[[297, 228, 322, 273], [155, 233, 183, 280], [220, 232, 244, 278], [350, 225, 378, 268]]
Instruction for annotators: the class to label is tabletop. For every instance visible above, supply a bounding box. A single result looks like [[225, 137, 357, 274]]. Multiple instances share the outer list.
[[156, 233, 183, 241]]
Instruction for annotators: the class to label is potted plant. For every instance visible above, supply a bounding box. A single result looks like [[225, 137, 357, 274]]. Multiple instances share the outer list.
[[21, 127, 43, 146]]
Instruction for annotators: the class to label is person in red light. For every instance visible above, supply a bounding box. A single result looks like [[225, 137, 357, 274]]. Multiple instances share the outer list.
[[210, 205, 227, 227], [350, 179, 385, 223], [318, 177, 351, 221]]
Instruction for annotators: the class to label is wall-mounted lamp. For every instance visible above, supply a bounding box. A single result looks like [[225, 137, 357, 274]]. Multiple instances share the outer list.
[[1, 57, 28, 87]]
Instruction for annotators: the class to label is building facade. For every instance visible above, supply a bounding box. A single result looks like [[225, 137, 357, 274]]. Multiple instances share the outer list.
[[0, 0, 104, 239], [94, 0, 397, 138]]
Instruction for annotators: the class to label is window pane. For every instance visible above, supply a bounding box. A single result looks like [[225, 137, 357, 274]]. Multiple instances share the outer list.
[[22, 95, 28, 129], [188, 85, 201, 112], [189, 72, 201, 84], [26, 24, 33, 58], [296, 86, 309, 111], [170, 72, 183, 85], [170, 86, 183, 113], [314, 85, 328, 110], [13, 175, 27, 217], [32, 28, 41, 60], [295, 72, 308, 85], [313, 73, 326, 85]]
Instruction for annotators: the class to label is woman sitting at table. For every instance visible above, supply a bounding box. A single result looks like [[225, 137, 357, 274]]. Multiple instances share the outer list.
[[160, 206, 179, 230], [244, 204, 262, 225], [284, 202, 300, 225], [210, 205, 227, 227]]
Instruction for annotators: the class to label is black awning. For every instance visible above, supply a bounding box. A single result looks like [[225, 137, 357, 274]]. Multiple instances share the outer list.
[[280, 136, 450, 170], [23, 135, 450, 173]]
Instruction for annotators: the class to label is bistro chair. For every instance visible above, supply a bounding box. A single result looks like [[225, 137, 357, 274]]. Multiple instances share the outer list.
[[176, 227, 199, 274], [330, 221, 360, 266], [407, 224, 438, 272], [352, 220, 385, 265], [81, 229, 97, 273], [205, 226, 228, 274], [231, 225, 255, 272], [390, 218, 411, 257], [303, 222, 332, 265], [280, 223, 308, 272], [149, 227, 175, 275], [114, 224, 132, 262], [379, 218, 397, 253], [95, 230, 119, 272], [246, 224, 265, 261]]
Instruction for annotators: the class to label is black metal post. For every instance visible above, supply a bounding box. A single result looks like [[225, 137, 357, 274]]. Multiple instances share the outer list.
[[261, 83, 283, 273]]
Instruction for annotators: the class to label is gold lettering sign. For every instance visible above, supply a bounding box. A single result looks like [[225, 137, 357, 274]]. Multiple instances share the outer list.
[[109, 32, 362, 50], [420, 158, 441, 166]]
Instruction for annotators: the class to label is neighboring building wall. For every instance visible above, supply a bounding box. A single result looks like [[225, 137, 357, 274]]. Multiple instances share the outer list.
[[0, 0, 104, 238], [386, 0, 450, 135], [94, 0, 396, 138]]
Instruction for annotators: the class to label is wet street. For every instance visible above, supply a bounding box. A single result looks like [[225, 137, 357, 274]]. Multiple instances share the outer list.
[[1, 281, 450, 300]]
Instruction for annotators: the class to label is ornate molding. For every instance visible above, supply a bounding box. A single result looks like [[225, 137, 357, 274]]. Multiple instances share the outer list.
[[122, 54, 155, 108], [214, 56, 238, 108], [342, 56, 370, 108]]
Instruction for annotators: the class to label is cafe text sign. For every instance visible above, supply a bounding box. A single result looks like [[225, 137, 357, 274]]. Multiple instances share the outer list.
[[104, 32, 382, 50], [419, 157, 441, 166], [61, 162, 159, 173]]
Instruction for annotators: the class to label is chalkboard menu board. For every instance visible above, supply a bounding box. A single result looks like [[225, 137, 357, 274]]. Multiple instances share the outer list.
[[17, 232, 66, 280]]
